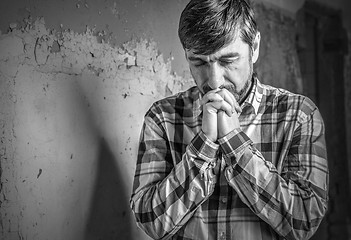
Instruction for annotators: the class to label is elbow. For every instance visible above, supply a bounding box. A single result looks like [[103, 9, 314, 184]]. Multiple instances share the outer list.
[[286, 198, 328, 240], [130, 196, 165, 240]]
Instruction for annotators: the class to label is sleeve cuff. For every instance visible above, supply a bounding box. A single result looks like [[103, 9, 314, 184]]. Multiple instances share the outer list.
[[218, 129, 252, 165], [188, 130, 219, 163]]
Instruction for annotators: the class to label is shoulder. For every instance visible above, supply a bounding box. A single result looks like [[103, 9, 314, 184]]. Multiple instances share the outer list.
[[259, 81, 318, 119], [146, 86, 199, 117]]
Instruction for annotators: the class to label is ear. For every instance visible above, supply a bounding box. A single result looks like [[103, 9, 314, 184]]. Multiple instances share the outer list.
[[252, 32, 261, 64]]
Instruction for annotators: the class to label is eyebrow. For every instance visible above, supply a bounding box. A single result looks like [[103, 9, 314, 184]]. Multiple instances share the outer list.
[[187, 56, 205, 62], [188, 52, 239, 62]]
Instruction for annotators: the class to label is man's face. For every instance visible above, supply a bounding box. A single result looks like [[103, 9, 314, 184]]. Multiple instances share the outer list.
[[185, 33, 260, 104]]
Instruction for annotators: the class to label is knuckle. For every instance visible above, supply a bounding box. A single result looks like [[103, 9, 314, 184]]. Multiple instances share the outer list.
[[203, 103, 211, 111]]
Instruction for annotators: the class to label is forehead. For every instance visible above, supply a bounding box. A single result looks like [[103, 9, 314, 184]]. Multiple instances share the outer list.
[[186, 36, 249, 59]]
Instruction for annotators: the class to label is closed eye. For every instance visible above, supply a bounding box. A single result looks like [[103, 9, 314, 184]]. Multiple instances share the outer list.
[[219, 57, 239, 66], [219, 60, 233, 65], [193, 60, 207, 67], [189, 59, 207, 67]]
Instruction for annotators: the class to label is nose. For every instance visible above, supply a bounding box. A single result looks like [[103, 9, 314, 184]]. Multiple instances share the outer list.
[[206, 62, 224, 90]]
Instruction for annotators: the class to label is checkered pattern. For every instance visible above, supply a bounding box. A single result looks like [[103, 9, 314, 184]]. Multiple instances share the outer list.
[[130, 77, 329, 240]]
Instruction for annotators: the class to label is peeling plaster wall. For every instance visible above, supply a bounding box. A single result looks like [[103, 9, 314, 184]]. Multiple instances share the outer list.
[[0, 0, 189, 77], [0, 17, 192, 240]]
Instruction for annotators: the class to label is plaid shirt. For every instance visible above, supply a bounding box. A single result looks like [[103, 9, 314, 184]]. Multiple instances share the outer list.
[[130, 77, 329, 240]]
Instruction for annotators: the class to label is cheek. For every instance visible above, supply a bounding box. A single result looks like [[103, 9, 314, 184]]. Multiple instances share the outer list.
[[190, 67, 205, 85], [226, 63, 251, 88]]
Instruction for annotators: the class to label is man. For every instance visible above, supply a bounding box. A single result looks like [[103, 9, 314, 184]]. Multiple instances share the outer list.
[[130, 0, 329, 239]]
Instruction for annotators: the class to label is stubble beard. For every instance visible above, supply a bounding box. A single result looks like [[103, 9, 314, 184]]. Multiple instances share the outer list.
[[222, 58, 253, 104]]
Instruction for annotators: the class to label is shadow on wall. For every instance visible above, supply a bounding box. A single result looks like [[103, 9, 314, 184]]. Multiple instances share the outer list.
[[69, 76, 134, 240], [0, 17, 180, 240], [84, 137, 132, 240]]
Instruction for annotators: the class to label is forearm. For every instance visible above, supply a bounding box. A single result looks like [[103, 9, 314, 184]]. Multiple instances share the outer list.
[[131, 130, 218, 239], [219, 129, 328, 240]]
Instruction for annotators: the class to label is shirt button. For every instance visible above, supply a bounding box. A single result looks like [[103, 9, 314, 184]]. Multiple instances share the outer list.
[[221, 198, 227, 204], [220, 232, 226, 239]]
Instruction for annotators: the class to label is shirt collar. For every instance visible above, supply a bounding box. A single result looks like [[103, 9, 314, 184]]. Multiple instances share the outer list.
[[192, 87, 203, 118], [241, 75, 263, 115]]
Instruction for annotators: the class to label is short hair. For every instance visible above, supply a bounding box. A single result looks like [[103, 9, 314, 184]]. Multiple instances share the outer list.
[[178, 0, 258, 55]]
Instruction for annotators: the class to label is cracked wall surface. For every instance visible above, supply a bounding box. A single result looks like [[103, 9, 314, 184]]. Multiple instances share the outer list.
[[0, 17, 192, 240]]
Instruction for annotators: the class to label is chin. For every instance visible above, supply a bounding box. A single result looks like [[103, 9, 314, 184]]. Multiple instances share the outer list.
[[222, 86, 240, 99]]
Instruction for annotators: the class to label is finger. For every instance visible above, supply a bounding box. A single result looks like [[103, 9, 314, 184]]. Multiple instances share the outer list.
[[201, 90, 222, 105], [218, 89, 242, 114], [231, 100, 242, 114], [204, 99, 233, 116], [235, 101, 242, 114], [216, 89, 235, 110]]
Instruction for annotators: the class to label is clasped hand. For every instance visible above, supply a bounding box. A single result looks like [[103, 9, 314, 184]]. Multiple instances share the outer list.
[[201, 88, 241, 142]]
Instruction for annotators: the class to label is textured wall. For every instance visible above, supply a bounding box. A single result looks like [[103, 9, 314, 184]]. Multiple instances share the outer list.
[[0, 0, 190, 77], [0, 0, 349, 240], [254, 2, 303, 93], [0, 17, 193, 239]]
